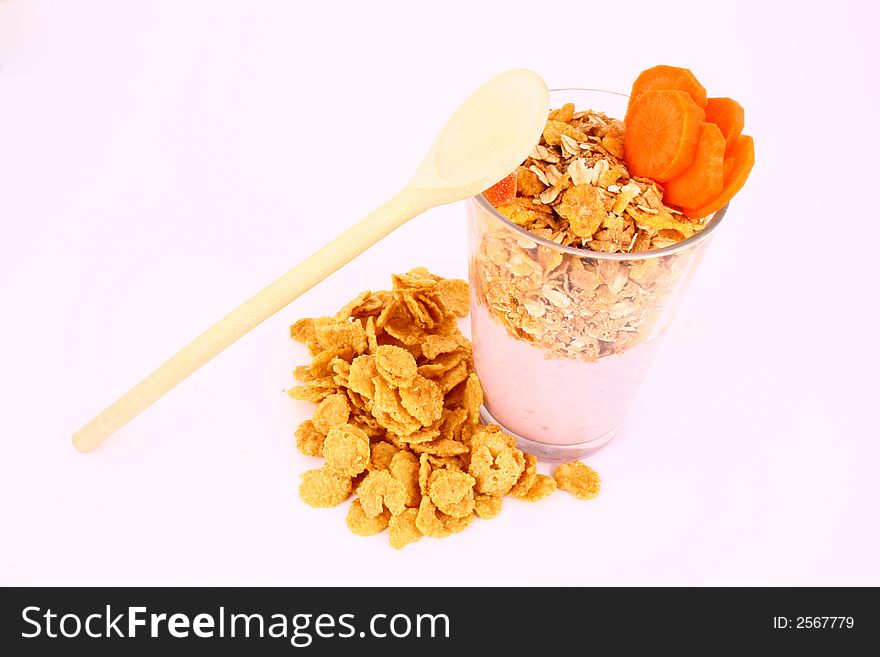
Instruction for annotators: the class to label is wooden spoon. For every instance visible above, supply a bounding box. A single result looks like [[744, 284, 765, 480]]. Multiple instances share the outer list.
[[72, 69, 549, 452]]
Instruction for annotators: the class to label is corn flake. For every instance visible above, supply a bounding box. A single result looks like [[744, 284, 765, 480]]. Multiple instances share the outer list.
[[365, 316, 379, 353], [496, 199, 551, 228], [289, 317, 317, 345], [547, 102, 575, 123], [437, 278, 470, 317], [415, 497, 473, 538], [474, 494, 503, 519], [357, 470, 407, 517], [372, 378, 423, 436], [346, 498, 390, 536], [543, 119, 589, 146], [427, 469, 476, 519], [323, 423, 370, 477], [508, 452, 538, 499], [521, 474, 557, 502], [410, 438, 469, 457], [467, 426, 525, 496], [557, 184, 608, 238], [421, 334, 468, 360], [389, 450, 421, 508], [398, 375, 444, 426], [369, 441, 399, 471], [311, 393, 351, 435], [517, 166, 547, 197], [347, 354, 379, 400], [419, 450, 435, 483], [388, 508, 422, 550], [554, 461, 601, 500], [462, 373, 483, 425], [295, 419, 324, 457], [391, 427, 441, 445], [375, 344, 418, 388], [299, 467, 352, 508], [334, 291, 371, 322], [314, 319, 367, 355], [287, 377, 337, 403], [436, 360, 470, 394]]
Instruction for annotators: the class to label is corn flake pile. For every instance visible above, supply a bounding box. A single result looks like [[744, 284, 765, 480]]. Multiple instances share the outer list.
[[289, 268, 600, 549], [472, 104, 711, 361]]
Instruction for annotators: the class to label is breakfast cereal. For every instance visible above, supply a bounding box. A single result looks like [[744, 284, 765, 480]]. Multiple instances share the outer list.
[[290, 269, 599, 548]]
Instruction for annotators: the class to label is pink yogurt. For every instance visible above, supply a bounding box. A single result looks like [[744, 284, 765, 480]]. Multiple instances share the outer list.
[[470, 301, 661, 455]]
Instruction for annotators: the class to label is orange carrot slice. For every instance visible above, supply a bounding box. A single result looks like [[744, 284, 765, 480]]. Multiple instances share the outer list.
[[627, 65, 708, 111], [483, 171, 517, 207], [663, 122, 725, 209], [704, 97, 744, 154], [624, 90, 704, 182], [683, 135, 755, 219]]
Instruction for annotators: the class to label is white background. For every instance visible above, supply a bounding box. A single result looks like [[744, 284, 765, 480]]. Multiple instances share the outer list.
[[1, 0, 878, 586]]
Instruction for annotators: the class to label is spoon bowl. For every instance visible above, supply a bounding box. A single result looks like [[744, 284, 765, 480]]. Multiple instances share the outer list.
[[411, 69, 549, 195]]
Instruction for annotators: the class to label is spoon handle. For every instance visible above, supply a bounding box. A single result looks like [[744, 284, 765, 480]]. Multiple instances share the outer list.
[[72, 187, 431, 453]]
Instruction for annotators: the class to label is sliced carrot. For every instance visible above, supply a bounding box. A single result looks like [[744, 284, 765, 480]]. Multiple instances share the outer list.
[[663, 122, 725, 209], [483, 171, 517, 207], [624, 90, 704, 182], [683, 135, 755, 219], [704, 97, 744, 154], [627, 65, 708, 111]]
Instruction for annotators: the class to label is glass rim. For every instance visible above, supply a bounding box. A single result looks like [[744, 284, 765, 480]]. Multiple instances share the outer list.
[[471, 87, 728, 261]]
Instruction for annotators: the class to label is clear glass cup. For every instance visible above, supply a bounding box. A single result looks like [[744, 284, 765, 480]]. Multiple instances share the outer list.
[[466, 89, 727, 460]]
